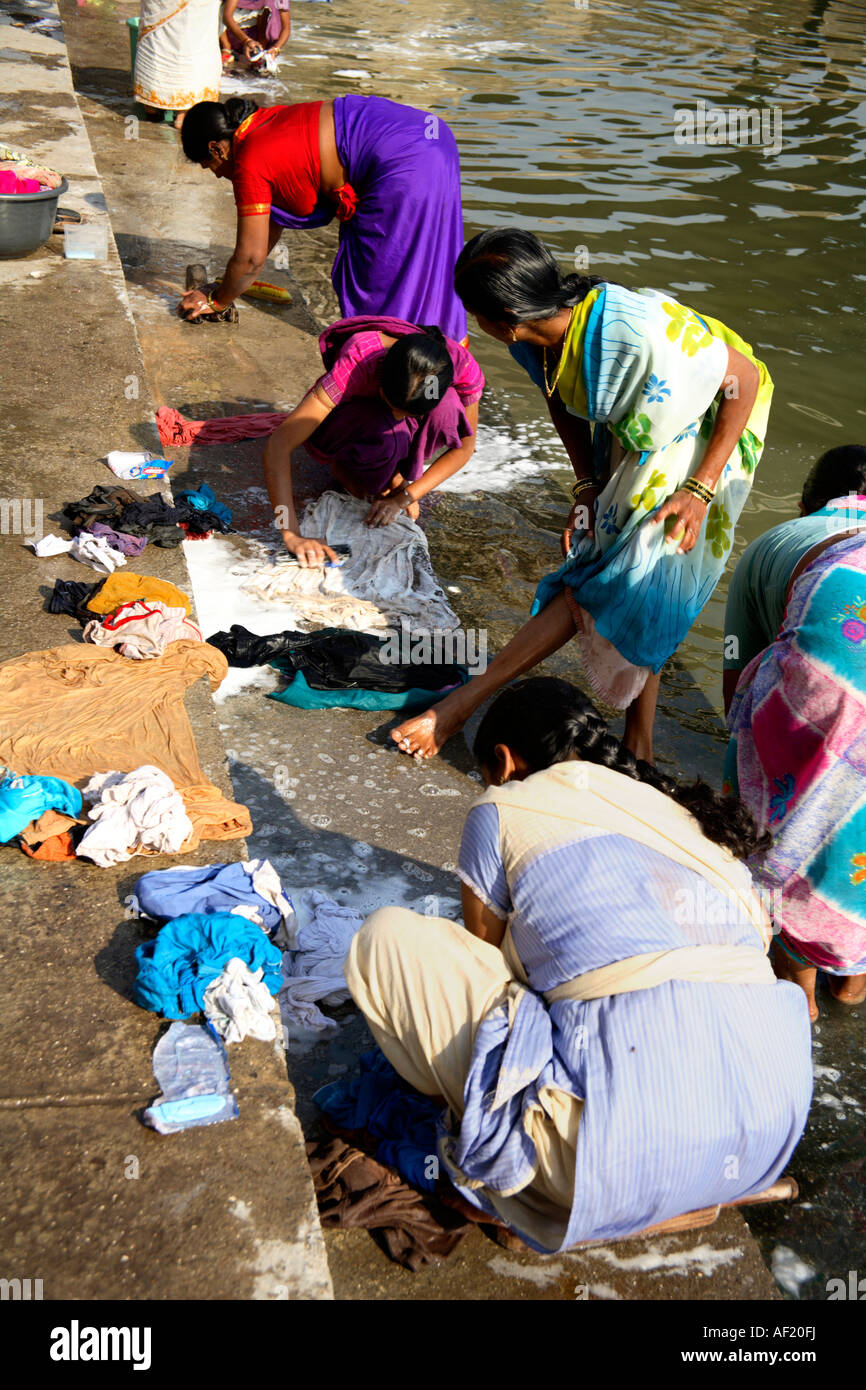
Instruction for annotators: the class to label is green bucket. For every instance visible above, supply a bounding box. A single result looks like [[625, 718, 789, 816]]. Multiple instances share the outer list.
[[127, 16, 175, 122]]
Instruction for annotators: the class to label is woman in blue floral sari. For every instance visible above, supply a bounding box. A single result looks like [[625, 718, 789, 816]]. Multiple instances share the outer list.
[[393, 229, 772, 764]]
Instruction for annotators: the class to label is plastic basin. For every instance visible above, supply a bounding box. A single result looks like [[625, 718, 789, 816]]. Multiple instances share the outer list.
[[0, 177, 68, 259]]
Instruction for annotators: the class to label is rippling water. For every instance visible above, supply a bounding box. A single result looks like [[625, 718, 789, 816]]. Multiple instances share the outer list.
[[246, 0, 866, 726]]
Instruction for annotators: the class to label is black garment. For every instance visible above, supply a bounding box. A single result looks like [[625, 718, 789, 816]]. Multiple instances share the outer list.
[[206, 625, 465, 693], [47, 578, 99, 620], [62, 486, 232, 548]]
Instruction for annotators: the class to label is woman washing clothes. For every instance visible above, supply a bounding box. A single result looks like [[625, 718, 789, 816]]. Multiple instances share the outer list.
[[133, 0, 222, 129], [392, 228, 773, 765], [347, 678, 812, 1251], [724, 444, 866, 1020], [219, 0, 290, 70], [178, 96, 467, 341], [262, 317, 484, 564]]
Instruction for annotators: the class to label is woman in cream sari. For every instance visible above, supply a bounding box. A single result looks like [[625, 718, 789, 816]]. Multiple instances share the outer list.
[[348, 678, 812, 1251], [134, 0, 221, 127], [393, 228, 774, 764]]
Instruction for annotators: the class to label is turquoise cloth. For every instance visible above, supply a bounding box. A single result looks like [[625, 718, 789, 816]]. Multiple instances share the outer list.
[[723, 508, 862, 671], [133, 912, 282, 1020], [267, 665, 468, 712], [0, 773, 82, 843]]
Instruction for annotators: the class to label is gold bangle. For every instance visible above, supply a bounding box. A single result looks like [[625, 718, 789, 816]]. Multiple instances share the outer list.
[[683, 478, 714, 505], [571, 477, 596, 500]]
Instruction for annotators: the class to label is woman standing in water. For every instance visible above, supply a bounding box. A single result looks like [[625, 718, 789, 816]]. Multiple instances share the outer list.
[[133, 0, 222, 129], [393, 228, 773, 763], [178, 95, 467, 341], [349, 678, 811, 1251]]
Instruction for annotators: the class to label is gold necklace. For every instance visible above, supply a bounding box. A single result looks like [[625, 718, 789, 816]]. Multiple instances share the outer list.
[[542, 306, 576, 399]]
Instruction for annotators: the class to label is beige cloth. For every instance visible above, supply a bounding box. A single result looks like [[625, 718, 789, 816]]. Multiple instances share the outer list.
[[479, 760, 772, 951], [0, 641, 250, 847], [345, 907, 582, 1242]]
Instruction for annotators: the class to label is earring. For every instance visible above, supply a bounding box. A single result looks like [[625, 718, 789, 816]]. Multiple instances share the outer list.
[[508, 328, 518, 344]]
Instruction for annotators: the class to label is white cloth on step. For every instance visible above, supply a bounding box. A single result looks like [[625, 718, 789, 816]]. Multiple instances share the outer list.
[[278, 888, 364, 1033], [243, 492, 460, 633], [203, 957, 278, 1044], [31, 534, 74, 557], [77, 765, 193, 867], [31, 531, 125, 572]]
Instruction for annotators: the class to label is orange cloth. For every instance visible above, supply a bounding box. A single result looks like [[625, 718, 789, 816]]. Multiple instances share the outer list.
[[0, 642, 251, 848], [19, 807, 79, 860], [86, 573, 192, 617]]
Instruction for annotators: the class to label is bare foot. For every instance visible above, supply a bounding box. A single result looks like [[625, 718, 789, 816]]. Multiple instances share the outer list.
[[623, 732, 654, 765], [828, 974, 866, 1007], [173, 110, 185, 131], [772, 942, 818, 1022], [391, 697, 463, 760]]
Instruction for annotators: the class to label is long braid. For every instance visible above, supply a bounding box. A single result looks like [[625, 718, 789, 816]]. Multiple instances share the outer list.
[[474, 677, 770, 862]]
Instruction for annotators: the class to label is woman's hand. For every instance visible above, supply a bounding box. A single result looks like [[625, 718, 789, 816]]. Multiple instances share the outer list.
[[243, 38, 263, 59], [652, 489, 709, 554], [282, 532, 339, 567], [180, 288, 212, 320], [561, 483, 600, 557], [365, 494, 407, 527]]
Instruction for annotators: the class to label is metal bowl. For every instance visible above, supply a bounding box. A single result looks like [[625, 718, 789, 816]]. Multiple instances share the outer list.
[[0, 176, 69, 258]]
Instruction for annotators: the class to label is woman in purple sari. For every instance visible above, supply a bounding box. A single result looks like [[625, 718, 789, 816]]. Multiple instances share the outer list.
[[261, 316, 484, 564], [178, 96, 467, 341]]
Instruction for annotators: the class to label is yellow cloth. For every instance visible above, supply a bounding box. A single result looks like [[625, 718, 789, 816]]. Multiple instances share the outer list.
[[0, 641, 250, 848], [86, 572, 191, 616]]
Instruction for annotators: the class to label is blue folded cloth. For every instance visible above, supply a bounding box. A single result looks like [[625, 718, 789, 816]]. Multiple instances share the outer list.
[[0, 773, 83, 844], [133, 912, 283, 1020], [134, 861, 288, 932]]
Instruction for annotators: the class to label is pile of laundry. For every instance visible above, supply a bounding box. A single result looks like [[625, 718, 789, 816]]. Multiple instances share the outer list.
[[30, 483, 233, 572], [0, 628, 251, 858], [208, 623, 469, 712]]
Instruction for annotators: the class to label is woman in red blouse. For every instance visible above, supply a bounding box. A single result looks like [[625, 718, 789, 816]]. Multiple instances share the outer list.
[[178, 95, 468, 341]]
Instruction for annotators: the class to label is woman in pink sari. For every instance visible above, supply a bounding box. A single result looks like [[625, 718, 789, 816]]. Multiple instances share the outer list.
[[725, 445, 866, 1019]]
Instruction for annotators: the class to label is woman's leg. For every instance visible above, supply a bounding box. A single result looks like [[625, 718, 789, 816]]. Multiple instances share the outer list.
[[828, 974, 866, 1007], [345, 907, 514, 1114], [771, 939, 818, 1022], [392, 591, 577, 759], [623, 670, 661, 764]]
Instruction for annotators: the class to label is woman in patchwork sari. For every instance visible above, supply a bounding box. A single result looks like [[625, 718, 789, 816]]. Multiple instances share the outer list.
[[725, 445, 866, 1020], [392, 228, 772, 764], [134, 0, 222, 128], [348, 678, 811, 1252]]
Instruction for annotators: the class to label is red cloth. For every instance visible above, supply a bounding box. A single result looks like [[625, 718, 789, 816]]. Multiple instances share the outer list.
[[232, 103, 323, 218], [156, 406, 287, 449]]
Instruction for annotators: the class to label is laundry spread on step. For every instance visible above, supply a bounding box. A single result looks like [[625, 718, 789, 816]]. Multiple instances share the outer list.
[[87, 523, 148, 557], [84, 572, 193, 617], [76, 766, 194, 867], [243, 492, 461, 633], [84, 601, 203, 660], [0, 642, 251, 846], [31, 532, 127, 573], [18, 808, 79, 861], [279, 889, 364, 1034], [0, 772, 83, 843], [133, 859, 293, 933], [133, 912, 283, 1020], [203, 957, 279, 1044], [63, 483, 233, 549], [156, 404, 287, 449]]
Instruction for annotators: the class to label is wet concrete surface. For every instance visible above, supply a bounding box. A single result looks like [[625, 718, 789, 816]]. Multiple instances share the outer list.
[[0, 1, 330, 1301]]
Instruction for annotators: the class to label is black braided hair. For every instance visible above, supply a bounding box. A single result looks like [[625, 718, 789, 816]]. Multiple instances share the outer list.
[[181, 98, 259, 163], [379, 326, 454, 418], [473, 677, 770, 862], [454, 228, 608, 326]]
